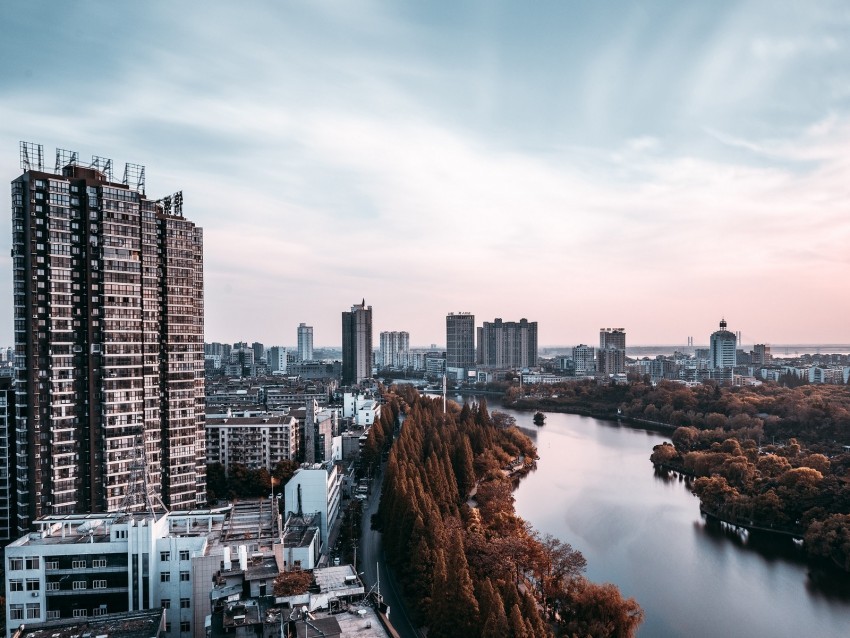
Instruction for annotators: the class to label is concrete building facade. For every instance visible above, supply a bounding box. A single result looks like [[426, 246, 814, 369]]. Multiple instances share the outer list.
[[341, 301, 372, 386], [11, 145, 205, 534], [297, 323, 314, 362]]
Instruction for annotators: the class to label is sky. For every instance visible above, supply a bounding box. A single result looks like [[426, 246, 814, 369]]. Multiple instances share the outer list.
[[1, 0, 849, 348]]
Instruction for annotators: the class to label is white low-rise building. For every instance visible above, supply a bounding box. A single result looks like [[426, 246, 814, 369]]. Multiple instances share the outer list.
[[283, 462, 343, 552], [4, 501, 285, 638]]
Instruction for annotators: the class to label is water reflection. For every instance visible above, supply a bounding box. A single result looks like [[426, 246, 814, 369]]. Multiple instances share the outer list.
[[502, 406, 850, 638]]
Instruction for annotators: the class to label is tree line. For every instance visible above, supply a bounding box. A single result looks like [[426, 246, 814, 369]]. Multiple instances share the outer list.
[[375, 388, 643, 637]]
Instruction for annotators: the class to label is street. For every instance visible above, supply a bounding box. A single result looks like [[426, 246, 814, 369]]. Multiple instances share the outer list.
[[359, 467, 423, 638]]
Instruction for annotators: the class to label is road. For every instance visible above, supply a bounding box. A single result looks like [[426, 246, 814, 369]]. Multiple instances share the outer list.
[[359, 467, 422, 638]]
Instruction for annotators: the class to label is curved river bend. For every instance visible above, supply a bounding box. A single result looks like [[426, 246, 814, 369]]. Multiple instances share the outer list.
[[504, 408, 850, 637]]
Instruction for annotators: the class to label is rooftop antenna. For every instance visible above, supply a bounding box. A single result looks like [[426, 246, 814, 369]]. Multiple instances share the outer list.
[[20, 141, 44, 171], [123, 162, 146, 195], [90, 155, 113, 181], [55, 148, 78, 173]]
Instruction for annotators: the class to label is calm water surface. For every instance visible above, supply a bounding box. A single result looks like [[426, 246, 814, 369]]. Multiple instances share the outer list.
[[504, 408, 850, 638]]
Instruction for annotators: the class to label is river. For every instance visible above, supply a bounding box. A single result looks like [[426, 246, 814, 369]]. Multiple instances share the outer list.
[[502, 407, 850, 637]]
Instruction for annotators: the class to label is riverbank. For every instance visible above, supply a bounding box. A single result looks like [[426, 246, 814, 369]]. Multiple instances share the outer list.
[[504, 397, 678, 434], [508, 406, 850, 638]]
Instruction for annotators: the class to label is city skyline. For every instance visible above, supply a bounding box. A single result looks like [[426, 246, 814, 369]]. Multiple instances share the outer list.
[[3, 2, 850, 346]]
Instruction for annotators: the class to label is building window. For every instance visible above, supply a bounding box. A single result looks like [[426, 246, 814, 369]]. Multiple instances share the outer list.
[[46, 582, 60, 591], [73, 609, 88, 618], [73, 580, 87, 590], [9, 558, 23, 571], [47, 610, 60, 620], [92, 559, 107, 568], [161, 599, 171, 608], [179, 550, 190, 561], [9, 605, 24, 620], [160, 572, 171, 582], [160, 551, 170, 562], [72, 560, 86, 569], [180, 598, 190, 609], [45, 561, 59, 570], [93, 580, 107, 589], [180, 621, 190, 632], [26, 603, 40, 619], [93, 606, 108, 616], [10, 579, 23, 591], [26, 578, 40, 591], [179, 571, 190, 582]]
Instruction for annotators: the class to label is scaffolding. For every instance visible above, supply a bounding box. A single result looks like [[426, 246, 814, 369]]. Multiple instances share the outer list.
[[20, 141, 44, 171], [55, 148, 79, 173], [91, 155, 114, 181], [123, 162, 146, 195], [118, 425, 168, 516]]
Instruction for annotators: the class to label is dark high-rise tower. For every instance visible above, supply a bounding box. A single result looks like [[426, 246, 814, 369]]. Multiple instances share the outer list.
[[342, 300, 372, 385], [10, 143, 205, 534], [446, 312, 475, 372]]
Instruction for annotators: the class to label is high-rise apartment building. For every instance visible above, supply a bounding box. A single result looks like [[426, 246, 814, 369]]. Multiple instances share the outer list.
[[0, 378, 15, 543], [478, 318, 538, 369], [572, 345, 596, 376], [709, 319, 737, 369], [341, 300, 372, 385], [251, 341, 265, 364], [267, 346, 287, 374], [599, 328, 626, 351], [446, 312, 475, 372], [10, 143, 205, 534], [379, 331, 410, 368], [598, 328, 626, 375], [751, 344, 772, 366], [297, 323, 314, 361]]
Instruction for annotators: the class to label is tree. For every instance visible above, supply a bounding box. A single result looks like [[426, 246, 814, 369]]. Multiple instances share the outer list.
[[805, 513, 850, 571], [206, 462, 228, 502], [560, 578, 644, 638], [273, 570, 312, 596]]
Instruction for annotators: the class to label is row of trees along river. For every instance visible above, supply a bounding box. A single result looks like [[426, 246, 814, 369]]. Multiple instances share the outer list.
[[372, 386, 644, 638], [501, 378, 850, 636], [507, 378, 850, 571]]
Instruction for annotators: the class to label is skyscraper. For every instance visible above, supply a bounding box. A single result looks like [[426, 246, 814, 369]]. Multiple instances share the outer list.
[[709, 319, 737, 369], [478, 318, 538, 369], [10, 143, 205, 534], [297, 323, 314, 361], [342, 300, 372, 385], [379, 331, 410, 368], [598, 328, 626, 375], [446, 312, 475, 373]]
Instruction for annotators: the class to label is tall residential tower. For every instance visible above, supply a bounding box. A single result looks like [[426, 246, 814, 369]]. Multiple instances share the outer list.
[[10, 143, 205, 534], [341, 300, 372, 385], [297, 323, 313, 361], [446, 312, 475, 375]]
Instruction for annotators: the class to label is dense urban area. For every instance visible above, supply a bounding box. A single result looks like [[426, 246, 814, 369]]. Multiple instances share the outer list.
[[2, 150, 849, 638]]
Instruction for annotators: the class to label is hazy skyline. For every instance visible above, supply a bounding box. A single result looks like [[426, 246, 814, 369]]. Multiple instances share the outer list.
[[2, 1, 849, 346]]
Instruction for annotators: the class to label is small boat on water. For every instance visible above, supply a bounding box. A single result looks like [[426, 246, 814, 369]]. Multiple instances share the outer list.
[[533, 411, 546, 426]]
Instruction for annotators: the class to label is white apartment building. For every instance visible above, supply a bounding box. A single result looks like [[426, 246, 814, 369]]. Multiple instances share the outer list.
[[206, 415, 299, 471], [5, 503, 284, 638], [283, 462, 343, 552], [342, 393, 382, 427]]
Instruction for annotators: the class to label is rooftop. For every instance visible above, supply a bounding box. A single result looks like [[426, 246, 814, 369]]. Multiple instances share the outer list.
[[11, 609, 164, 638]]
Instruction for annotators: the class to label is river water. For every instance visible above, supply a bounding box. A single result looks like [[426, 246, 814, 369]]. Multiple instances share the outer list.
[[503, 407, 850, 637]]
